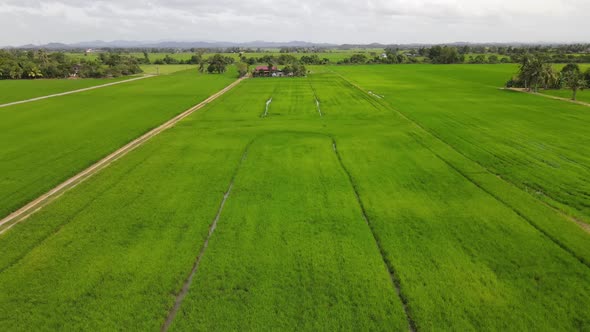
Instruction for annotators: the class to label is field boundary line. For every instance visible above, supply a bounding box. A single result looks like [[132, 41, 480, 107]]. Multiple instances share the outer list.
[[161, 140, 253, 331], [0, 75, 155, 108], [502, 88, 590, 107], [0, 77, 247, 235], [333, 71, 590, 234], [332, 138, 417, 332]]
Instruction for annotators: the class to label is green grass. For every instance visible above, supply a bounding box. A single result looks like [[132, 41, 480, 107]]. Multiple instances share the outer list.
[[1, 66, 589, 330], [0, 68, 236, 220], [0, 76, 131, 104]]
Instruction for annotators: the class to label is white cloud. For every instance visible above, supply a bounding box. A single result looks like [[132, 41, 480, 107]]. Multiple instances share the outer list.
[[0, 0, 588, 45]]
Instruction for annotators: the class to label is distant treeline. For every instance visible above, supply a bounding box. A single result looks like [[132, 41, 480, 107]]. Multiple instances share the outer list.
[[335, 45, 590, 65], [92, 44, 590, 66], [0, 50, 142, 79]]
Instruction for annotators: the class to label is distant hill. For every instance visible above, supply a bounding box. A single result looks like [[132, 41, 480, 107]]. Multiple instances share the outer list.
[[2, 40, 584, 50], [3, 40, 338, 50]]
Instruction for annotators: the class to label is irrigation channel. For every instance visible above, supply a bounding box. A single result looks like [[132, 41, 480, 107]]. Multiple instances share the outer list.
[[263, 98, 273, 117], [315, 99, 322, 117], [368, 91, 384, 99]]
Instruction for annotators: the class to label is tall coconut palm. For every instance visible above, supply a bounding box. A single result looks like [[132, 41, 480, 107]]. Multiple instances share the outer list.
[[36, 49, 49, 66], [518, 55, 553, 92], [540, 63, 558, 90]]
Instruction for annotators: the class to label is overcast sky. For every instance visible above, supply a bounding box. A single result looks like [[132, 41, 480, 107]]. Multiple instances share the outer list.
[[1, 0, 588, 46]]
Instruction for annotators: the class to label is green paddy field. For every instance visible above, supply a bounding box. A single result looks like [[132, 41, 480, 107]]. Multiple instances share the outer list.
[[0, 64, 589, 331]]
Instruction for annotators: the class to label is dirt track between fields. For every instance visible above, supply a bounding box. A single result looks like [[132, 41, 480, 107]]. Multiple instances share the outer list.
[[503, 88, 590, 107], [0, 75, 155, 109], [0, 77, 247, 235]]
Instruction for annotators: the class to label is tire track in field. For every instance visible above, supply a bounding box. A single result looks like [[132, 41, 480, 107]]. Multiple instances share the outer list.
[[0, 75, 155, 109], [334, 72, 590, 237], [331, 138, 417, 332], [0, 77, 247, 235], [161, 140, 253, 332]]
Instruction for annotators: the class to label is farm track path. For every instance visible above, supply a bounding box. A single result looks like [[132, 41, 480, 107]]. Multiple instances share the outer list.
[[161, 140, 253, 331], [0, 75, 155, 109], [0, 77, 247, 235], [332, 138, 417, 332], [503, 88, 590, 107]]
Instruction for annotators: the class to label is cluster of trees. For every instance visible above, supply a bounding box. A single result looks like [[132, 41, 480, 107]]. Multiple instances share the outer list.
[[152, 53, 204, 65], [281, 63, 307, 77], [427, 46, 465, 64], [235, 54, 328, 66], [338, 54, 369, 64], [466, 54, 510, 64], [506, 55, 589, 100], [279, 47, 329, 54], [337, 46, 464, 65], [0, 50, 142, 79], [198, 54, 235, 74]]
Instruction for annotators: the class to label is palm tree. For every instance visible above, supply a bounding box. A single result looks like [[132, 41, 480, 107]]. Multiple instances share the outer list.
[[36, 49, 49, 66], [562, 71, 586, 101], [540, 63, 557, 90], [518, 54, 534, 90], [518, 55, 554, 92]]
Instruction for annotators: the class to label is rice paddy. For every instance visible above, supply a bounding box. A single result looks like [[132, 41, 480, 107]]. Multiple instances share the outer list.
[[1, 64, 589, 331]]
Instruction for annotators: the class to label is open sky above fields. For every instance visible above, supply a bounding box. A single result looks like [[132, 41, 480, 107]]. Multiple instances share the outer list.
[[1, 0, 589, 46]]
